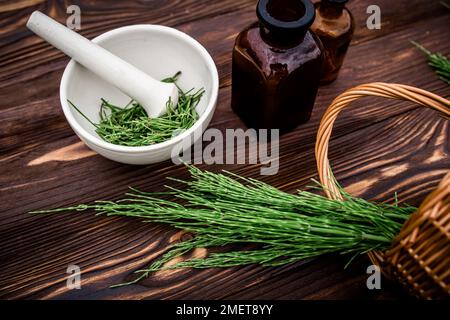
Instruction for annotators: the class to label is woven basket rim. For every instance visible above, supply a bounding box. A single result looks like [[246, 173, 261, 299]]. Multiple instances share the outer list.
[[314, 82, 450, 269]]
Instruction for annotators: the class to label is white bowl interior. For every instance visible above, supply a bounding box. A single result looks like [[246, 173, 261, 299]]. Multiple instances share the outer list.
[[65, 26, 215, 140]]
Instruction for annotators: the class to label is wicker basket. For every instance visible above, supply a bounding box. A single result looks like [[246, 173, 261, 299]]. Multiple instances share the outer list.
[[315, 82, 450, 299]]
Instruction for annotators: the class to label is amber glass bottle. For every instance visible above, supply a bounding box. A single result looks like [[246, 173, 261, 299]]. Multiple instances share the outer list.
[[311, 0, 354, 84], [231, 0, 323, 133]]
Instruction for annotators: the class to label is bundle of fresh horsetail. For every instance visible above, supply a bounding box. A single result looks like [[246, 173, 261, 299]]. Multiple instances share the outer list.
[[33, 165, 415, 287]]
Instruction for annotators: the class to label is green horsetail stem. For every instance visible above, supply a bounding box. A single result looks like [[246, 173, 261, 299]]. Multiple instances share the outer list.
[[412, 41, 450, 85]]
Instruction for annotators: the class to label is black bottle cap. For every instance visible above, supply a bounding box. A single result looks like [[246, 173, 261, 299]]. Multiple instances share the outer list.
[[257, 0, 315, 37]]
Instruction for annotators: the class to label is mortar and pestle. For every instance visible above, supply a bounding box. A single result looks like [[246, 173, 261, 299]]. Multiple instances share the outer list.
[[27, 11, 219, 164]]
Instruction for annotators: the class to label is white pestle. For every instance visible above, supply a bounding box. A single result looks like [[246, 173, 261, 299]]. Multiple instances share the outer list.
[[26, 11, 178, 118]]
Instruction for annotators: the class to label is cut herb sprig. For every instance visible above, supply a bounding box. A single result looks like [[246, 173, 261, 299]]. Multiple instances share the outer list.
[[69, 71, 204, 146], [412, 41, 450, 85], [33, 165, 415, 287]]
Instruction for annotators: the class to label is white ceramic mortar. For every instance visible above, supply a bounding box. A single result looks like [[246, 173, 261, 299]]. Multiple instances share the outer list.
[[59, 25, 219, 164]]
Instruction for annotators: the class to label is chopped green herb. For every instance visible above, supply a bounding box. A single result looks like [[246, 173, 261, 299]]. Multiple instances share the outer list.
[[69, 71, 204, 146]]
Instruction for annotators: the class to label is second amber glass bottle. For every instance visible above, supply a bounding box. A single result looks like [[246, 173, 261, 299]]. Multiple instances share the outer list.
[[311, 0, 354, 84], [231, 0, 323, 133]]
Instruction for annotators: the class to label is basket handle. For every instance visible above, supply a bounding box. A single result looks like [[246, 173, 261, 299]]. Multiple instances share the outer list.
[[315, 82, 450, 200]]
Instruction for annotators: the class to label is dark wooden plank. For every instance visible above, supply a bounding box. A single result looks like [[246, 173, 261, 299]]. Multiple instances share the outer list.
[[1, 0, 447, 105], [0, 0, 449, 299]]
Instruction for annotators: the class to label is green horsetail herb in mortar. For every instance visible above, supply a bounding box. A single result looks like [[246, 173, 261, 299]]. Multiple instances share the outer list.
[[33, 165, 416, 287], [68, 71, 204, 146]]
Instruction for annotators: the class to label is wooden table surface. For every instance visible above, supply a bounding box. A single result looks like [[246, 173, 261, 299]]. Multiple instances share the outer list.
[[0, 0, 449, 300]]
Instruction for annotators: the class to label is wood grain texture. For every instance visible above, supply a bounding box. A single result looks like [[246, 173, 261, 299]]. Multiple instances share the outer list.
[[0, 0, 449, 299]]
